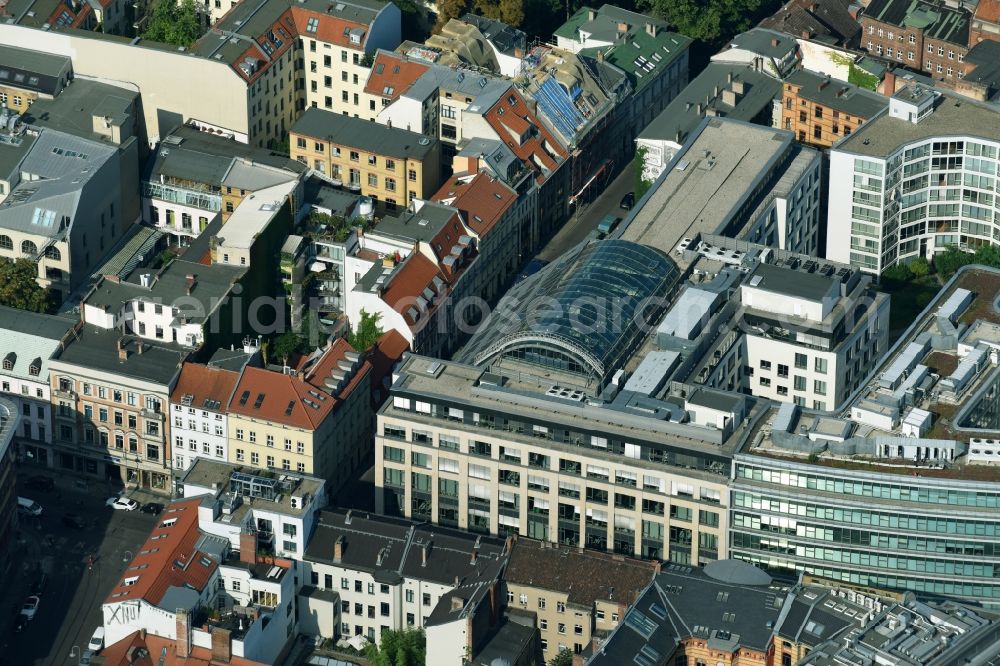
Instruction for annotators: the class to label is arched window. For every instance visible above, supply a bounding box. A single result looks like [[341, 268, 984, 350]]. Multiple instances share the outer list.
[[44, 246, 61, 261], [0, 235, 11, 250], [21, 240, 37, 256]]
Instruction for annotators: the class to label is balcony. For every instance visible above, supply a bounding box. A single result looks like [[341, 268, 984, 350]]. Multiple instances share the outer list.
[[141, 408, 165, 422], [142, 181, 222, 212]]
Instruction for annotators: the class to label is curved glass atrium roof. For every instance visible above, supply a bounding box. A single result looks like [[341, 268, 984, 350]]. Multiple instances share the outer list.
[[461, 239, 680, 388]]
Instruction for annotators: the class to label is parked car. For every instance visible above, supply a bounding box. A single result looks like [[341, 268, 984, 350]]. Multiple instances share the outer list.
[[105, 496, 138, 511], [140, 502, 164, 515], [597, 214, 621, 238], [20, 596, 39, 620], [620, 191, 635, 210], [17, 497, 42, 517], [24, 476, 55, 492], [79, 650, 92, 666], [62, 513, 86, 529], [88, 626, 105, 653]]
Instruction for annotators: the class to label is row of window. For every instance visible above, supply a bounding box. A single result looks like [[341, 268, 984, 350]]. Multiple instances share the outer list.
[[0, 236, 60, 259], [233, 429, 306, 452], [233, 448, 306, 473]]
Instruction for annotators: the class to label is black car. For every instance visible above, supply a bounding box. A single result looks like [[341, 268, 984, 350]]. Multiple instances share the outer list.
[[24, 476, 55, 492], [140, 502, 164, 515], [620, 191, 635, 210], [61, 513, 86, 529]]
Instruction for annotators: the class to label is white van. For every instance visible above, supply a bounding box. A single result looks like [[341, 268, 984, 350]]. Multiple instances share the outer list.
[[17, 496, 43, 516]]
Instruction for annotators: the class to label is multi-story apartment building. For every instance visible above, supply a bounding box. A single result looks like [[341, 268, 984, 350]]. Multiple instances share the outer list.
[[0, 397, 19, 571], [827, 85, 1000, 273], [860, 0, 971, 83], [301, 508, 508, 644], [179, 457, 326, 561], [779, 69, 889, 148], [142, 125, 304, 246], [377, 241, 742, 563], [48, 327, 186, 493], [505, 538, 657, 662], [0, 307, 73, 467], [0, 80, 140, 303], [432, 171, 522, 304], [711, 27, 801, 79], [226, 339, 372, 491], [0, 44, 72, 113], [622, 118, 823, 259], [554, 5, 691, 145], [0, 0, 400, 148], [102, 497, 296, 664], [970, 0, 1000, 45], [168, 363, 242, 473], [289, 109, 441, 211]]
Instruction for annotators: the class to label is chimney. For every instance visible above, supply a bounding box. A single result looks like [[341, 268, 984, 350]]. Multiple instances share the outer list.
[[117, 338, 128, 361], [587, 8, 596, 20], [421, 540, 432, 566], [810, 1, 818, 10], [334, 535, 345, 563], [731, 80, 745, 94], [713, 85, 720, 96], [470, 548, 478, 565], [596, 49, 604, 63], [185, 274, 196, 295], [645, 21, 657, 38], [451, 596, 465, 611], [836, 86, 847, 97], [722, 89, 738, 106], [878, 70, 897, 96], [727, 72, 733, 84], [176, 609, 191, 658], [136, 340, 145, 355], [616, 21, 628, 35], [771, 37, 780, 47], [695, 103, 703, 114], [210, 627, 232, 663], [819, 78, 831, 91], [239, 531, 257, 566]]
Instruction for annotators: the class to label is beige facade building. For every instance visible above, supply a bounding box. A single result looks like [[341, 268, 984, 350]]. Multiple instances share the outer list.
[[505, 538, 657, 662], [0, 44, 72, 114], [376, 355, 734, 567], [290, 108, 440, 211], [226, 339, 372, 491], [48, 327, 187, 494]]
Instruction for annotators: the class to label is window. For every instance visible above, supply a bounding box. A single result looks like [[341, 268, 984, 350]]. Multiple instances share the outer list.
[[423, 593, 431, 606], [794, 353, 807, 369]]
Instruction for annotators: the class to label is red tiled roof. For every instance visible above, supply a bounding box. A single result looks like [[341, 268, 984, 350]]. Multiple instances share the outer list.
[[483, 88, 566, 183], [105, 499, 216, 607], [289, 6, 369, 51], [170, 363, 240, 410], [364, 51, 429, 102], [428, 209, 470, 263], [432, 172, 517, 238], [100, 632, 267, 665], [228, 340, 369, 430], [380, 253, 448, 327]]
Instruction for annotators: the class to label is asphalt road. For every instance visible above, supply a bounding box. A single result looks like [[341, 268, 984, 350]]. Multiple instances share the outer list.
[[3, 471, 160, 666], [536, 161, 636, 263]]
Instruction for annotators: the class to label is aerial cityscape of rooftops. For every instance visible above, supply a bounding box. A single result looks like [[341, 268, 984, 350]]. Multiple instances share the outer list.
[[5, 0, 1000, 663]]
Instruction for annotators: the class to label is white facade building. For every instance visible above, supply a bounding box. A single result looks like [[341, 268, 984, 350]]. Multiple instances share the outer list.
[[168, 364, 241, 472], [827, 86, 1000, 273]]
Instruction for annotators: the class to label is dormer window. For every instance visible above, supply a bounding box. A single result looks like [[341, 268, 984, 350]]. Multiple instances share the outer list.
[[2, 352, 14, 371], [28, 358, 41, 376]]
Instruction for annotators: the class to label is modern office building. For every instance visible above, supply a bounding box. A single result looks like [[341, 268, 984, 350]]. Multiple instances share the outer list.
[[730, 267, 1000, 606], [622, 118, 823, 261], [827, 85, 1000, 273]]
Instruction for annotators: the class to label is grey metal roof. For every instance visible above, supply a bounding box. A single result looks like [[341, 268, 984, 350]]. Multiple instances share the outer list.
[[723, 27, 799, 60], [0, 131, 36, 181], [784, 69, 888, 119], [962, 40, 1000, 93], [0, 44, 72, 97], [372, 200, 457, 244], [459, 14, 527, 56], [0, 306, 73, 382], [54, 326, 187, 385], [0, 129, 115, 239], [21, 79, 136, 142], [291, 108, 438, 160], [638, 63, 781, 143], [303, 174, 361, 217]]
